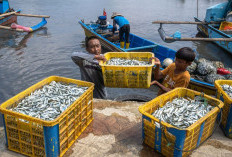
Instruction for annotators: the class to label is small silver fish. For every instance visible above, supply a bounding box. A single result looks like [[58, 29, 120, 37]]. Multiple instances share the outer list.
[[106, 58, 150, 66], [221, 84, 232, 99], [152, 97, 214, 129], [10, 81, 88, 121]]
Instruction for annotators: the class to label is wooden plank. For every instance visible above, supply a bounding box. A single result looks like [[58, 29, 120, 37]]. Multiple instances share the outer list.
[[15, 13, 50, 18], [152, 21, 221, 25], [0, 11, 17, 17], [165, 36, 232, 41]]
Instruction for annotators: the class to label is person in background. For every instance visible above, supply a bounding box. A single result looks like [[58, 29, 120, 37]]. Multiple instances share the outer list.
[[151, 47, 196, 96], [71, 36, 107, 99], [111, 12, 130, 49], [226, 11, 232, 22]]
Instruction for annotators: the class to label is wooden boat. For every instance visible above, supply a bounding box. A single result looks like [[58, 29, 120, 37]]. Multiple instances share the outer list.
[[0, 0, 19, 26], [79, 18, 218, 95], [195, 0, 232, 54], [79, 20, 159, 52], [0, 0, 49, 32], [0, 10, 20, 26]]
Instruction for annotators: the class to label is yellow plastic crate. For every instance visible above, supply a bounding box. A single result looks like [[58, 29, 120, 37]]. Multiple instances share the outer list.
[[215, 80, 232, 138], [0, 76, 94, 157], [219, 21, 232, 31], [139, 88, 223, 157], [99, 52, 155, 88]]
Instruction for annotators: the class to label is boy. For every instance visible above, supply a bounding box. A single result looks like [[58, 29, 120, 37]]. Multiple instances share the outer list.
[[151, 47, 195, 96], [71, 36, 107, 99]]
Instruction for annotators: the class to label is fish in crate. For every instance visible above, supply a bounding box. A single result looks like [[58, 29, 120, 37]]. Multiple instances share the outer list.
[[139, 88, 223, 157]]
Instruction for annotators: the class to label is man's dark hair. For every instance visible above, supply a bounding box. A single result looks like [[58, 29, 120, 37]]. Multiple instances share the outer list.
[[175, 47, 195, 62], [85, 36, 99, 48]]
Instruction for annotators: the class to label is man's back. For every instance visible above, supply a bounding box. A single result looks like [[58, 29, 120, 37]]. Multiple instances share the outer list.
[[114, 16, 129, 28]]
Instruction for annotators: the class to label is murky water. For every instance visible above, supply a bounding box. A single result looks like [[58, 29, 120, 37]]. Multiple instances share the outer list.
[[0, 0, 230, 126]]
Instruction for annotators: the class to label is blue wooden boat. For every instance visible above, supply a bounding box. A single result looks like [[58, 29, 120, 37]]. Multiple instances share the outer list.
[[195, 0, 232, 54], [79, 20, 176, 59], [79, 20, 159, 52], [79, 19, 217, 95], [0, 0, 48, 32], [0, 0, 19, 26]]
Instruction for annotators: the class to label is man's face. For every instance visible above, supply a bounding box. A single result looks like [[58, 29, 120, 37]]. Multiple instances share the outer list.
[[86, 39, 101, 55]]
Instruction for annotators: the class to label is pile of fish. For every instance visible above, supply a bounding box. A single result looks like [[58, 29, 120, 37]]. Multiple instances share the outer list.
[[10, 81, 88, 121], [186, 58, 231, 84], [221, 84, 232, 99], [152, 97, 214, 128], [106, 58, 150, 66]]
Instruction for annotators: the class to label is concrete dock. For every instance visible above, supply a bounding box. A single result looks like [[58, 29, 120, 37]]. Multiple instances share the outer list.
[[0, 99, 232, 157]]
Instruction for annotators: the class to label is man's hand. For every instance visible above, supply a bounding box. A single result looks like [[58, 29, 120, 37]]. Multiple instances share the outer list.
[[94, 55, 107, 62]]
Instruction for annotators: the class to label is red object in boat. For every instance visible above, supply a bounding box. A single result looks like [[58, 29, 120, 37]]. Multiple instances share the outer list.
[[103, 8, 107, 19], [217, 68, 231, 75], [224, 25, 232, 30]]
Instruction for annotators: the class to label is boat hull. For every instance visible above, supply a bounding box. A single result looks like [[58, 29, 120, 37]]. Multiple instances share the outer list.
[[208, 26, 232, 54], [188, 80, 216, 95], [80, 21, 159, 52], [0, 14, 17, 26], [195, 17, 232, 55], [195, 17, 209, 37]]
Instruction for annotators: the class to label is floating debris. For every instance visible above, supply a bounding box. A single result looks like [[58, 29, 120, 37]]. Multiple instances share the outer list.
[[152, 97, 214, 129], [221, 84, 232, 98], [106, 58, 150, 66], [10, 81, 88, 121]]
